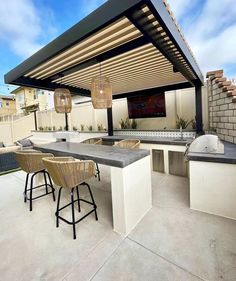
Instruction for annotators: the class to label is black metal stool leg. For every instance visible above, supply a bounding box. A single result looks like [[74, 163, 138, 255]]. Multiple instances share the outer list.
[[85, 183, 98, 221], [43, 170, 49, 194], [96, 163, 100, 181], [56, 187, 62, 227], [76, 186, 81, 212], [46, 171, 56, 201], [29, 173, 36, 211], [24, 173, 29, 203], [71, 188, 76, 239]]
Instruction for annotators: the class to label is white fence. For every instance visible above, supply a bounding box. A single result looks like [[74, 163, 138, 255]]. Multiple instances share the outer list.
[[0, 114, 35, 145]]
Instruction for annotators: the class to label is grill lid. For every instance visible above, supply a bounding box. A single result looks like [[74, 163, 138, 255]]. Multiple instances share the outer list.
[[188, 135, 224, 154]]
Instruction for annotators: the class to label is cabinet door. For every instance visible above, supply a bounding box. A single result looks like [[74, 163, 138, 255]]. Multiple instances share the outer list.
[[169, 151, 187, 177], [152, 149, 164, 173]]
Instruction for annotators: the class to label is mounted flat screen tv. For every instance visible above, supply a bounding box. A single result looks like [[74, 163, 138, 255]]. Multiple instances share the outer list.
[[127, 93, 166, 119]]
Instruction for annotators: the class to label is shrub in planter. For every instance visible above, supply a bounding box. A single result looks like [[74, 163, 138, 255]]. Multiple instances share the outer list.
[[87, 125, 93, 131], [80, 124, 85, 131], [176, 115, 191, 129]]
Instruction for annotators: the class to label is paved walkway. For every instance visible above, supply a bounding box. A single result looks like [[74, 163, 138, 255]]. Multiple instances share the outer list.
[[0, 166, 235, 281]]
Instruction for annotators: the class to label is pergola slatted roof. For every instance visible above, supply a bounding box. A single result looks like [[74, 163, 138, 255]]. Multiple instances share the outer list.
[[5, 0, 204, 97]]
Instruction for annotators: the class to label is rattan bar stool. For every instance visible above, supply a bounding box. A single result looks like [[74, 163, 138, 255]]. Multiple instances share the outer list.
[[113, 139, 140, 149], [81, 138, 102, 181], [42, 157, 98, 239], [15, 151, 55, 211]]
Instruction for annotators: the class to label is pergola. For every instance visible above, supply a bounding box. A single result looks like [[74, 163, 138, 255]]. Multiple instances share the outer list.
[[5, 0, 204, 135]]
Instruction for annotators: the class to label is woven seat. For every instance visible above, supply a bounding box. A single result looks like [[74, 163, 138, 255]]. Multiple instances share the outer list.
[[81, 138, 102, 181], [43, 157, 98, 239], [15, 151, 56, 211], [113, 139, 140, 149], [82, 138, 102, 145]]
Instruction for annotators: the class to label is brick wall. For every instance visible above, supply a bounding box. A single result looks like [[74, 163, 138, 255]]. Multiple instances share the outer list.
[[207, 70, 236, 144]]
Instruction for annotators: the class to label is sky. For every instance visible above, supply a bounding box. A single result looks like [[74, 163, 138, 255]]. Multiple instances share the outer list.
[[0, 0, 236, 95]]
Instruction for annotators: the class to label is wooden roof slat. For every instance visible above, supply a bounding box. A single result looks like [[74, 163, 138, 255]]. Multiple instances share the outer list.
[[34, 28, 142, 79], [60, 52, 168, 84], [5, 0, 204, 94], [64, 61, 173, 85]]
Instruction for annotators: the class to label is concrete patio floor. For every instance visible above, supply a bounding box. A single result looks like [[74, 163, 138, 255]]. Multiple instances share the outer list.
[[0, 166, 236, 281]]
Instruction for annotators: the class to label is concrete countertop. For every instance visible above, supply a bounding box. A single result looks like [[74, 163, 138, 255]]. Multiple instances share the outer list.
[[34, 141, 150, 168], [102, 135, 192, 146], [188, 141, 236, 164]]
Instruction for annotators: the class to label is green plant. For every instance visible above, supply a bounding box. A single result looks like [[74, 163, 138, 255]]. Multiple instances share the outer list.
[[176, 115, 191, 129], [131, 119, 137, 129], [58, 126, 63, 131], [119, 118, 136, 129], [48, 126, 52, 131], [80, 124, 85, 131], [72, 126, 78, 131], [44, 126, 48, 131], [119, 118, 126, 129], [52, 126, 56, 131], [87, 125, 93, 131], [97, 124, 104, 131], [39, 126, 44, 131]]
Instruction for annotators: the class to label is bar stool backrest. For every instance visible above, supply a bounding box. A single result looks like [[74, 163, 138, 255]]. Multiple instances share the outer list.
[[15, 151, 54, 173], [114, 139, 140, 149], [82, 138, 102, 145], [42, 157, 96, 189]]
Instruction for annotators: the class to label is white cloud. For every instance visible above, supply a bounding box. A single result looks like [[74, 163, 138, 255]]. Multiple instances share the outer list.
[[167, 0, 236, 77], [0, 0, 54, 58]]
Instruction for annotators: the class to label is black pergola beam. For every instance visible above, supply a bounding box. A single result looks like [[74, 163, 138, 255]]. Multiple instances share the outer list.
[[107, 108, 114, 136], [148, 0, 204, 85], [195, 84, 204, 134], [126, 10, 195, 85], [113, 81, 192, 99], [4, 0, 145, 84], [12, 77, 91, 97], [48, 36, 150, 82], [5, 0, 203, 88]]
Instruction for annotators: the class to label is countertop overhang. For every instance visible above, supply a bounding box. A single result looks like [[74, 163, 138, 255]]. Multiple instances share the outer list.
[[102, 135, 192, 146], [34, 141, 150, 168], [188, 141, 236, 164]]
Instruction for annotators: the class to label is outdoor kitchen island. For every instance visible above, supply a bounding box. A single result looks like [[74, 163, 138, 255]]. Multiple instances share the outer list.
[[34, 141, 152, 236], [102, 135, 192, 176], [188, 141, 236, 221]]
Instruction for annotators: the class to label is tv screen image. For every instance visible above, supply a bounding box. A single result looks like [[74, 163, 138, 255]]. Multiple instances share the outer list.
[[127, 93, 166, 119]]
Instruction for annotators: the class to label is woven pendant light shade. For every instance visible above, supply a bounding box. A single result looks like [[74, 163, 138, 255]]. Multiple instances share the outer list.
[[54, 88, 72, 113], [91, 76, 112, 109]]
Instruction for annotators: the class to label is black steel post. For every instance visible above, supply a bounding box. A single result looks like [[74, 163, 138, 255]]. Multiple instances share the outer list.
[[65, 113, 69, 131], [107, 107, 113, 136], [195, 85, 204, 135], [33, 110, 38, 131]]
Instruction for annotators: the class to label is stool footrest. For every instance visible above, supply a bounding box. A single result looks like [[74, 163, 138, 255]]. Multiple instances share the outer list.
[[57, 209, 96, 225], [55, 183, 98, 239], [25, 190, 54, 201]]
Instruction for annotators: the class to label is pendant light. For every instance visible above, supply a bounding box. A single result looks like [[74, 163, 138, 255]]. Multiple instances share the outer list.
[[54, 75, 72, 113], [91, 63, 112, 109]]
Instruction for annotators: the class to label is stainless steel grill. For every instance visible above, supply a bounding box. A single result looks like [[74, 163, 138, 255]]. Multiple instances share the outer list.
[[188, 134, 224, 154]]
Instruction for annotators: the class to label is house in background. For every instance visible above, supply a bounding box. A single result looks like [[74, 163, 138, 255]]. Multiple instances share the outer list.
[[0, 94, 16, 117], [11, 87, 54, 114]]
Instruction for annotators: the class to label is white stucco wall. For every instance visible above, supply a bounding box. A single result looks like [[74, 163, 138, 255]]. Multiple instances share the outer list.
[[35, 86, 208, 131]]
